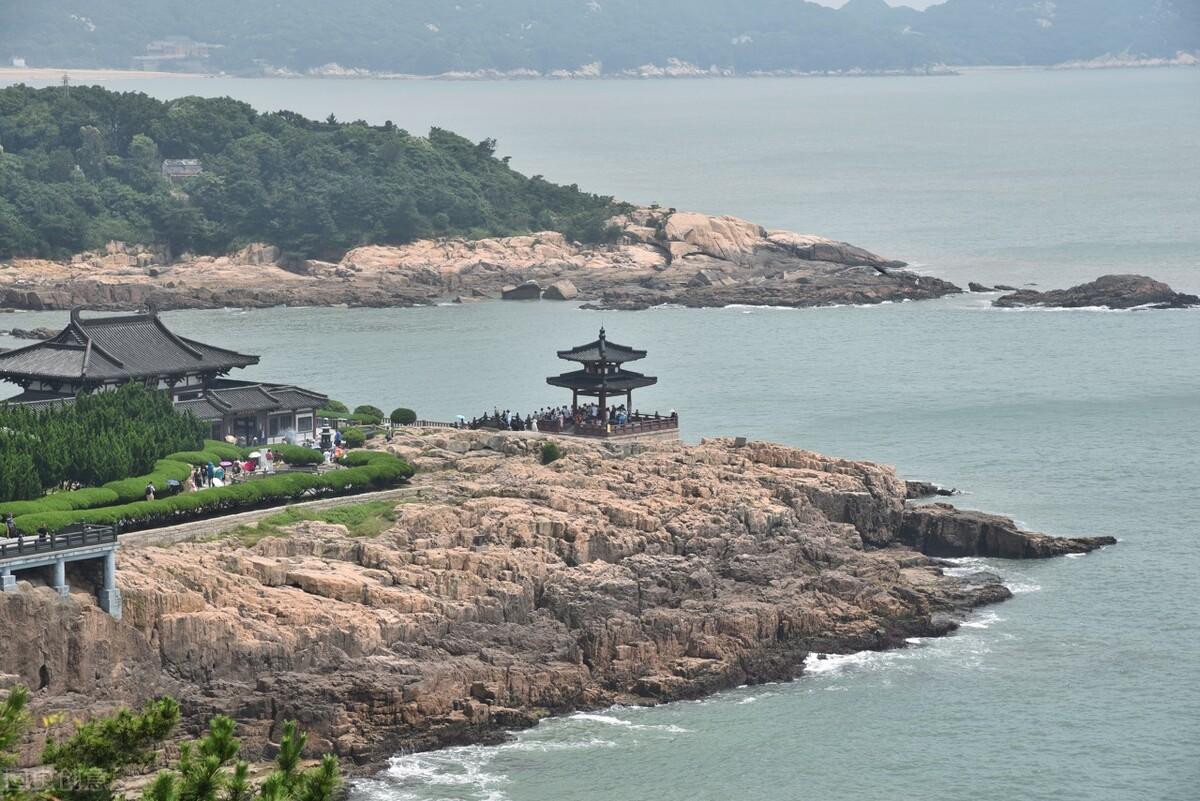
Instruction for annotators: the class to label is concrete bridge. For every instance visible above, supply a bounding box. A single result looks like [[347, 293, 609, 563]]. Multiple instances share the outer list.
[[0, 525, 122, 620]]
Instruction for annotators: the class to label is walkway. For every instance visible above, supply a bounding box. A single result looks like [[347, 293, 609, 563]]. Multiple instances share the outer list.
[[1, 524, 122, 619]]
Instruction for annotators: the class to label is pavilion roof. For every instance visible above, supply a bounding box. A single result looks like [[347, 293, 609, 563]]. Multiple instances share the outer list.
[[546, 368, 657, 394], [0, 309, 258, 383], [557, 327, 646, 364]]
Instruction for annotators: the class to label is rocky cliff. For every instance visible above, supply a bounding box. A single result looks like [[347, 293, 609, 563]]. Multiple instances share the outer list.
[[0, 210, 960, 312], [0, 432, 1109, 770]]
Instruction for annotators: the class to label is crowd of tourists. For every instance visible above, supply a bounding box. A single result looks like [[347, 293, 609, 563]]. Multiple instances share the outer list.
[[470, 403, 655, 432]]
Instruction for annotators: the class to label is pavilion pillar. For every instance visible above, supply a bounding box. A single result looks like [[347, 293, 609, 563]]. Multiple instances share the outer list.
[[626, 390, 632, 412], [0, 568, 15, 593], [572, 390, 578, 414], [599, 390, 608, 423], [52, 558, 69, 598], [98, 549, 122, 621]]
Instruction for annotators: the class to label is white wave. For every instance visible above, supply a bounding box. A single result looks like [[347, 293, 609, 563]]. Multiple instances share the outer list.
[[960, 610, 1004, 629], [802, 650, 892, 676], [567, 711, 690, 733], [1066, 551, 1088, 558], [569, 712, 634, 727], [383, 745, 508, 800], [1005, 581, 1042, 594], [503, 736, 617, 753], [737, 696, 758, 704]]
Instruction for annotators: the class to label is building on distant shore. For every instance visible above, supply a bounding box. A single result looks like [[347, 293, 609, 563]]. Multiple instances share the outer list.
[[161, 159, 203, 180], [9, 57, 26, 68], [133, 37, 220, 72], [0, 308, 325, 445]]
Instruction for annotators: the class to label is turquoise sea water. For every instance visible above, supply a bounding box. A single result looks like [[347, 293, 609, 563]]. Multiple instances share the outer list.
[[2, 69, 1198, 799]]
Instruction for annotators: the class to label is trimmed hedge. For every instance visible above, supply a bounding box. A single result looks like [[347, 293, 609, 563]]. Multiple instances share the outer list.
[[13, 453, 415, 534], [271, 444, 323, 466], [342, 427, 367, 448], [390, 408, 417, 425], [0, 459, 192, 516]]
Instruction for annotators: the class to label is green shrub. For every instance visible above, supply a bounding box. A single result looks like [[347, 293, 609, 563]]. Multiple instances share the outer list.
[[342, 427, 367, 448], [353, 405, 384, 421], [323, 400, 349, 414], [202, 440, 245, 461], [272, 444, 322, 466], [541, 442, 562, 465], [390, 408, 417, 425]]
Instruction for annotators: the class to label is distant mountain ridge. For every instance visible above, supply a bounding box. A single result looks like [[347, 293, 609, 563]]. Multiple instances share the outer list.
[[1, 0, 1196, 76]]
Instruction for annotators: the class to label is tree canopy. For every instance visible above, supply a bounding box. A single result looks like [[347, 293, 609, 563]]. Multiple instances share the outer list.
[[0, 84, 623, 260], [0, 689, 339, 801], [0, 383, 206, 502]]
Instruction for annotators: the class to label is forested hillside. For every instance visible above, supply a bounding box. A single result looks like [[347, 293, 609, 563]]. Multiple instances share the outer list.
[[0, 85, 621, 260], [0, 0, 1196, 75]]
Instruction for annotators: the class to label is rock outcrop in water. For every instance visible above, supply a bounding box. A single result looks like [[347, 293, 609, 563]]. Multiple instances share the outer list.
[[993, 274, 1200, 310], [0, 210, 960, 312], [0, 431, 1107, 770]]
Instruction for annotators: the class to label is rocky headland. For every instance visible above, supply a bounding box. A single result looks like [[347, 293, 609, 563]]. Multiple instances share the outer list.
[[0, 210, 961, 312], [0, 430, 1112, 771], [993, 274, 1200, 310]]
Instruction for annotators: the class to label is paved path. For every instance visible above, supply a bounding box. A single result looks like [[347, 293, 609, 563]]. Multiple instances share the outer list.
[[119, 486, 428, 548]]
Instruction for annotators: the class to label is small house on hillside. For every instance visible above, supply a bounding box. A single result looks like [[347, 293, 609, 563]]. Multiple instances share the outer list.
[[161, 159, 202, 180]]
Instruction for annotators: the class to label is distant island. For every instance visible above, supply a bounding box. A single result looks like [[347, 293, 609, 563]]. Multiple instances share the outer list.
[[1, 0, 1196, 78]]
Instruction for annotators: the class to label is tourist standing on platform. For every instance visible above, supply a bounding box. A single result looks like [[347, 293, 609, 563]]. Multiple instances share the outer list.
[[4, 513, 15, 538], [145, 482, 156, 502]]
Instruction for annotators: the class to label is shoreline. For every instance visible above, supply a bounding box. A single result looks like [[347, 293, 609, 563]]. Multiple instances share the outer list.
[[0, 210, 964, 313], [1, 430, 1113, 771], [2, 59, 1193, 86]]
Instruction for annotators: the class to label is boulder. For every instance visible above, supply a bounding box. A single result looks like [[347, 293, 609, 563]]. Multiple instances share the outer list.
[[994, 274, 1200, 310], [6, 327, 56, 341], [543, 279, 578, 300], [501, 281, 542, 300], [968, 282, 994, 292]]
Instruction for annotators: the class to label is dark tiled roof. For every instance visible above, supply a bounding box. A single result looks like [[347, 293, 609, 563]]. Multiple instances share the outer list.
[[547, 368, 657, 393], [0, 310, 258, 382], [557, 327, 646, 364], [0, 390, 77, 411], [207, 381, 328, 414], [175, 396, 229, 421]]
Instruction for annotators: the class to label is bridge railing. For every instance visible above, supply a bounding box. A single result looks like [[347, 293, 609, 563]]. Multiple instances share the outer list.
[[0, 524, 117, 560]]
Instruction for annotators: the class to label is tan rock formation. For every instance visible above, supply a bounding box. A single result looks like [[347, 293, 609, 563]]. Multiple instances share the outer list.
[[0, 432, 1105, 770], [0, 211, 958, 312]]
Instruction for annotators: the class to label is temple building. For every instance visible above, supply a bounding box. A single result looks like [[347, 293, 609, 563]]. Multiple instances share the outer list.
[[546, 327, 677, 439], [0, 308, 326, 445]]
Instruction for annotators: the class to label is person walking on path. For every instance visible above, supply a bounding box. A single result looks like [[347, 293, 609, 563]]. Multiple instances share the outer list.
[[145, 482, 156, 502], [4, 513, 16, 539]]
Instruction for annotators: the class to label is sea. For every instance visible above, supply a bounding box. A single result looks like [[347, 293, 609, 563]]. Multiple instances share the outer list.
[[2, 68, 1198, 801]]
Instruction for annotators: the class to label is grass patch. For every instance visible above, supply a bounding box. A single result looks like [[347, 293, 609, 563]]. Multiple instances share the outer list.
[[232, 500, 400, 546]]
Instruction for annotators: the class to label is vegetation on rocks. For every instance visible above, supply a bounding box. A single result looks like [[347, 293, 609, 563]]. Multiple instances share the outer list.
[[0, 85, 622, 261], [231, 500, 400, 546], [0, 689, 339, 801], [0, 384, 204, 503], [540, 441, 562, 465]]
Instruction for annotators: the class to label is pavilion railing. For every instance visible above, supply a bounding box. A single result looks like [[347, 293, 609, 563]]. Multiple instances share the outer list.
[[0, 524, 117, 560], [571, 413, 679, 438]]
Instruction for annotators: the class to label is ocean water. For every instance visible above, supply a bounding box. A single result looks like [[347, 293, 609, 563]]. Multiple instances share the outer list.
[[2, 69, 1199, 799]]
